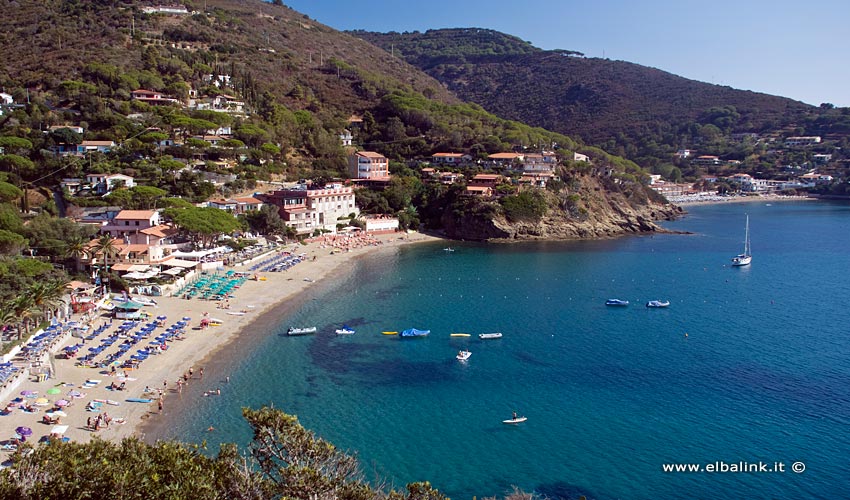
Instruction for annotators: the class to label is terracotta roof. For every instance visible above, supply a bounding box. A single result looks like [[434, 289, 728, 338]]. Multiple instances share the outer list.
[[234, 197, 262, 204], [356, 151, 386, 159], [473, 174, 502, 180], [118, 244, 151, 255], [139, 225, 175, 238], [433, 153, 464, 157], [488, 152, 522, 160], [114, 210, 156, 220], [81, 141, 115, 147], [466, 186, 492, 192]]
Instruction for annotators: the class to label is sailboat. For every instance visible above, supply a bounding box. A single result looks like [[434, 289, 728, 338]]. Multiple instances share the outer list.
[[731, 215, 752, 266]]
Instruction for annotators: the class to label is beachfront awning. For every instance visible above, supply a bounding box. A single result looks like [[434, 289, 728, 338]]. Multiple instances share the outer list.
[[123, 270, 158, 280], [162, 259, 197, 268], [113, 263, 149, 272], [114, 301, 143, 309], [161, 268, 183, 276]]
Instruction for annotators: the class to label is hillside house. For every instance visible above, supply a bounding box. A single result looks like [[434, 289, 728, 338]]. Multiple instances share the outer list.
[[348, 151, 389, 180], [573, 152, 590, 162], [85, 173, 135, 194], [47, 124, 84, 135], [141, 5, 190, 15], [519, 172, 558, 188], [784, 136, 822, 147], [522, 152, 558, 173], [208, 197, 264, 215], [339, 129, 353, 146], [800, 172, 833, 184], [487, 152, 524, 166], [431, 153, 468, 165], [465, 186, 494, 197], [100, 210, 161, 239], [0, 92, 12, 105], [691, 155, 723, 167], [465, 173, 502, 197], [131, 89, 180, 105]]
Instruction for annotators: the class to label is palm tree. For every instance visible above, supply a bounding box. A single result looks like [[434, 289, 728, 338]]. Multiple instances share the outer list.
[[93, 234, 118, 294], [31, 279, 69, 324], [63, 235, 89, 273], [0, 304, 18, 341], [11, 295, 35, 339]]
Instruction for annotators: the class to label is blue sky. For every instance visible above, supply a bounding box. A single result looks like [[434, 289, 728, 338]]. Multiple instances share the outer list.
[[280, 0, 849, 107]]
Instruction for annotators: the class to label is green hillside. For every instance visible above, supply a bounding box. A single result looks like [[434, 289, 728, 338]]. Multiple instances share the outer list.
[[355, 28, 850, 172]]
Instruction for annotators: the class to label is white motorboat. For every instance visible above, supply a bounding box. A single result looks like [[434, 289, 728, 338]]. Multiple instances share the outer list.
[[456, 350, 471, 361], [287, 326, 317, 336], [646, 300, 670, 308], [478, 332, 503, 339], [335, 325, 355, 335]]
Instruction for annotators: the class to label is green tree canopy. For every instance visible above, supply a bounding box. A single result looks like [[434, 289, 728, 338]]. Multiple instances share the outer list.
[[172, 207, 242, 248], [0, 229, 27, 255], [0, 136, 33, 153], [0, 182, 24, 204]]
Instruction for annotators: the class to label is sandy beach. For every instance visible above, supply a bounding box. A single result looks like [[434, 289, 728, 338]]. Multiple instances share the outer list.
[[0, 231, 443, 449]]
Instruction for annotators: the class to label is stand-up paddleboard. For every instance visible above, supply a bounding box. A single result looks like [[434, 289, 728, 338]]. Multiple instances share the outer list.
[[503, 416, 527, 424], [382, 331, 398, 335], [450, 333, 471, 337]]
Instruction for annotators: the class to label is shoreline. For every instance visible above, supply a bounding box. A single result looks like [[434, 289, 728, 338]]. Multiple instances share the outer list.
[[0, 231, 444, 448], [136, 235, 425, 443]]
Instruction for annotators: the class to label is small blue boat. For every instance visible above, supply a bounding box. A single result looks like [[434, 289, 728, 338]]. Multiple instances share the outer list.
[[605, 299, 629, 306], [400, 328, 430, 337]]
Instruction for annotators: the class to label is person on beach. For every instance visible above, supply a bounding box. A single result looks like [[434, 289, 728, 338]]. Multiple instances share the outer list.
[[158, 399, 163, 414], [199, 367, 204, 380]]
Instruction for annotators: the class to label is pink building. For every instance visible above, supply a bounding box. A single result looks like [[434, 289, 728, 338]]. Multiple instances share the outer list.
[[348, 151, 389, 180]]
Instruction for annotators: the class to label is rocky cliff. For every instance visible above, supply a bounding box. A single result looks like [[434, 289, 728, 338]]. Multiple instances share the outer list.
[[440, 173, 684, 242]]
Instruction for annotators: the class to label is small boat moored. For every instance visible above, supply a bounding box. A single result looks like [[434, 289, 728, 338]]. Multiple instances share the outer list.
[[287, 326, 317, 336], [335, 325, 356, 335], [605, 299, 629, 306], [479, 332, 503, 339], [646, 300, 670, 308], [400, 328, 430, 338], [456, 350, 471, 361]]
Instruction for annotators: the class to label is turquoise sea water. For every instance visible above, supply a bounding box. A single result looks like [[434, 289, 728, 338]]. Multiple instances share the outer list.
[[152, 201, 850, 499]]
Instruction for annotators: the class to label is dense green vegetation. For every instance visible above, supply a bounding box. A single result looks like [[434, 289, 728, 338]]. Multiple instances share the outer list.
[[0, 407, 452, 500]]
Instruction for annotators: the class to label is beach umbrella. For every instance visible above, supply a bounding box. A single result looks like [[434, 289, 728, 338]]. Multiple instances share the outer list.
[[182, 316, 191, 321], [46, 387, 61, 395], [34, 397, 49, 405], [15, 426, 32, 436], [55, 399, 69, 407], [67, 390, 81, 397]]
